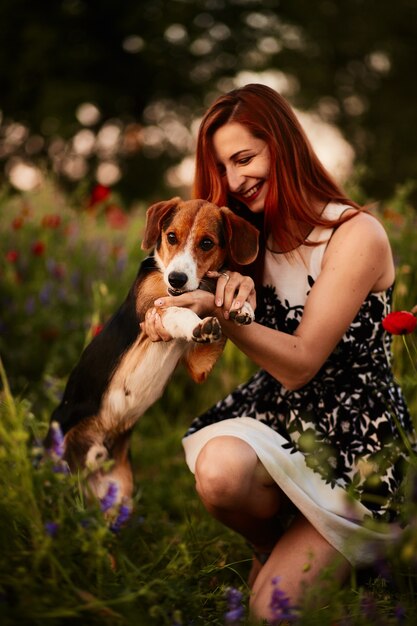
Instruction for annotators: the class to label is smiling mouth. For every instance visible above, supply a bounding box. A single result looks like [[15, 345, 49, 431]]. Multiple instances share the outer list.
[[242, 181, 263, 200]]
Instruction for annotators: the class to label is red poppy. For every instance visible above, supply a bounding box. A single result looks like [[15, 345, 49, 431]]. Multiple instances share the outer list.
[[382, 311, 417, 335], [105, 204, 128, 229], [31, 241, 46, 256], [88, 184, 111, 207], [12, 217, 24, 230], [42, 214, 61, 228], [6, 250, 19, 263]]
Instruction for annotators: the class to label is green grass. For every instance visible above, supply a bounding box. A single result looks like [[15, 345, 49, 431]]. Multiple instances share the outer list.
[[1, 181, 417, 625]]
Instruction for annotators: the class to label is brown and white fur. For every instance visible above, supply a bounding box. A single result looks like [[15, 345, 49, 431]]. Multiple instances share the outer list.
[[47, 198, 259, 503]]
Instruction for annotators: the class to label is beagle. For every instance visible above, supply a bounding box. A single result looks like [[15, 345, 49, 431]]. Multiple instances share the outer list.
[[46, 197, 259, 503]]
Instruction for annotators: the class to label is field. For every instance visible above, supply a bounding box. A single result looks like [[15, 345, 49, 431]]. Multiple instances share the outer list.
[[1, 181, 416, 625]]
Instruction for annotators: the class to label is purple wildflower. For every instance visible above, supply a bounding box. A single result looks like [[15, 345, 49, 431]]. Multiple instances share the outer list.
[[394, 604, 406, 623], [269, 577, 297, 624], [224, 587, 245, 624], [361, 593, 378, 621], [110, 501, 132, 533], [25, 296, 36, 314], [100, 482, 119, 513], [45, 521, 59, 537], [375, 556, 392, 582], [48, 421, 65, 459], [39, 283, 53, 306]]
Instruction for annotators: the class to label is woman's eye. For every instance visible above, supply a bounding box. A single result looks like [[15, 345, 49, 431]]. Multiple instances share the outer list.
[[200, 238, 214, 251], [167, 232, 177, 245], [238, 156, 252, 165]]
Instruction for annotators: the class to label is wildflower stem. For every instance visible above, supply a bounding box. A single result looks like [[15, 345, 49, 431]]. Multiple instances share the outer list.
[[0, 355, 18, 423], [406, 334, 417, 361], [389, 408, 417, 466], [402, 335, 417, 375], [0, 357, 44, 542]]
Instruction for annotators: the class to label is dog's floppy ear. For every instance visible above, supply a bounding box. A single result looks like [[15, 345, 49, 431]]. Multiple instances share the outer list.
[[141, 197, 181, 250], [220, 207, 259, 265]]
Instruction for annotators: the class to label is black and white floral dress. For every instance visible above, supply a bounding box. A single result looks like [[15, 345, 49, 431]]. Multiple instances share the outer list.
[[182, 204, 414, 565]]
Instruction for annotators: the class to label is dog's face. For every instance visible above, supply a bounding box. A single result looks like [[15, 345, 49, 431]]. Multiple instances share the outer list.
[[142, 198, 259, 296]]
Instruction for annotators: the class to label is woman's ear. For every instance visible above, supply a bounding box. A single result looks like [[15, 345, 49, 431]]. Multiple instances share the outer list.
[[141, 197, 181, 250], [220, 207, 259, 265]]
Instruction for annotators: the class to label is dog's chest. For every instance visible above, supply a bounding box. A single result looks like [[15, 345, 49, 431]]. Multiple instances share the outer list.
[[101, 338, 186, 430]]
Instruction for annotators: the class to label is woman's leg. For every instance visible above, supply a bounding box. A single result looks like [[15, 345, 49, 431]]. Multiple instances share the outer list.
[[194, 436, 291, 587], [194, 436, 351, 620], [250, 514, 351, 622]]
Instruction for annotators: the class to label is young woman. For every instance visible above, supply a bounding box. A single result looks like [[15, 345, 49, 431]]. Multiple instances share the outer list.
[[143, 84, 414, 621]]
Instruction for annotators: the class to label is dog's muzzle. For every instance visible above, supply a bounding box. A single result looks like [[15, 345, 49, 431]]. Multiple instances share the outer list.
[[168, 271, 188, 296]]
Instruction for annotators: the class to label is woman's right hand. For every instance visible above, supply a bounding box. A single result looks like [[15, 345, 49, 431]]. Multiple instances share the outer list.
[[207, 270, 256, 319], [140, 307, 173, 342]]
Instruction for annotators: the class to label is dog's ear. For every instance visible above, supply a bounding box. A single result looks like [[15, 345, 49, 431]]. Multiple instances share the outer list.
[[141, 197, 181, 250], [220, 207, 259, 265]]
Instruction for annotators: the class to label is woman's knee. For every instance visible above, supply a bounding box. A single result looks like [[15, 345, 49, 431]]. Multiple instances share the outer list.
[[194, 436, 258, 508]]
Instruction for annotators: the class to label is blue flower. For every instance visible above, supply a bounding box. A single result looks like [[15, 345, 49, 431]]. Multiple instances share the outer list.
[[395, 604, 406, 623], [100, 482, 119, 513], [48, 421, 65, 459], [110, 501, 132, 533], [224, 587, 244, 624], [39, 283, 53, 306], [269, 577, 297, 624], [25, 296, 36, 314], [45, 521, 59, 537]]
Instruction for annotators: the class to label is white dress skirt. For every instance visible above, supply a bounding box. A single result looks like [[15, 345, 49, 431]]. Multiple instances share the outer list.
[[183, 417, 401, 565]]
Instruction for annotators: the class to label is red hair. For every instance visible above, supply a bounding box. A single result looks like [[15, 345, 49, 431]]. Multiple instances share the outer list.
[[193, 84, 361, 267]]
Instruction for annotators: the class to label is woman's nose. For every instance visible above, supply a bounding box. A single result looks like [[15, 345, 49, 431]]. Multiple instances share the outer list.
[[226, 167, 244, 192]]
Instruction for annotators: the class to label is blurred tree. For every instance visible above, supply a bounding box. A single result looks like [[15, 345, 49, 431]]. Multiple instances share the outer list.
[[0, 0, 416, 203]]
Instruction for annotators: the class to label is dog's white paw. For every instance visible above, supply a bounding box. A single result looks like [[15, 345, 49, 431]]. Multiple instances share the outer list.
[[192, 316, 222, 343], [229, 302, 255, 326]]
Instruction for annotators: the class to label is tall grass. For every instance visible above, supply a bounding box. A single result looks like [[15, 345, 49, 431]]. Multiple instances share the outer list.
[[0, 181, 416, 625]]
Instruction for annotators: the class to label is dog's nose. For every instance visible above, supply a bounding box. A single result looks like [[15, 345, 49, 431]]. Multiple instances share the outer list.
[[168, 271, 188, 289]]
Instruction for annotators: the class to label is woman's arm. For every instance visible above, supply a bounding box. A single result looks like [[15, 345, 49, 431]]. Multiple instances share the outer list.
[[220, 213, 395, 389]]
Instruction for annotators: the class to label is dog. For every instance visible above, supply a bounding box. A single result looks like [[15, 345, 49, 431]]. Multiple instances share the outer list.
[[46, 197, 259, 503]]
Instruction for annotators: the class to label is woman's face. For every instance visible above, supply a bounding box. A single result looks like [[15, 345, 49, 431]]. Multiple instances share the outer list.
[[212, 122, 270, 213]]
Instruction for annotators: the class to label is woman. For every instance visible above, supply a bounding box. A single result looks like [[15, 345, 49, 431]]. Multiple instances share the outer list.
[[143, 84, 414, 621]]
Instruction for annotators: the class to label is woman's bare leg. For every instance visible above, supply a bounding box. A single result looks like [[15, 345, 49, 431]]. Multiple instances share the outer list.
[[194, 436, 351, 619], [250, 513, 351, 622], [194, 436, 291, 584]]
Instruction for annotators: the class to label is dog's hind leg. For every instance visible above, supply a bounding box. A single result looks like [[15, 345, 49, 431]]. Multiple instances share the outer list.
[[86, 429, 134, 503]]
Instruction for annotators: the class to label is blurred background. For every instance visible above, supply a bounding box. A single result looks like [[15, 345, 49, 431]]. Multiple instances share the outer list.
[[1, 0, 417, 205]]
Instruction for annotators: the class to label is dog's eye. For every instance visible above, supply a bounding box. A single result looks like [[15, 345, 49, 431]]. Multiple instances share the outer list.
[[167, 232, 177, 245], [200, 238, 214, 251]]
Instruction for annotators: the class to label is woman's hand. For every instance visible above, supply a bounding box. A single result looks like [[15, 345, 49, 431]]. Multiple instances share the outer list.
[[207, 270, 256, 319], [140, 271, 256, 342], [140, 289, 215, 342], [140, 307, 173, 342]]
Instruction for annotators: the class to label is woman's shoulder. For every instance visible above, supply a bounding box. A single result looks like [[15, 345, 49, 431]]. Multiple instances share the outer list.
[[319, 204, 391, 258], [333, 209, 389, 244], [323, 209, 394, 290]]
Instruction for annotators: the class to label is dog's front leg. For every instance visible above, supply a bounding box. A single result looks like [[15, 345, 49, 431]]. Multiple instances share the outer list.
[[158, 306, 221, 343]]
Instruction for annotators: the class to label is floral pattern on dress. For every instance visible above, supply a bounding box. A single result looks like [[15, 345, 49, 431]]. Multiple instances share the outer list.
[[185, 281, 414, 522]]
